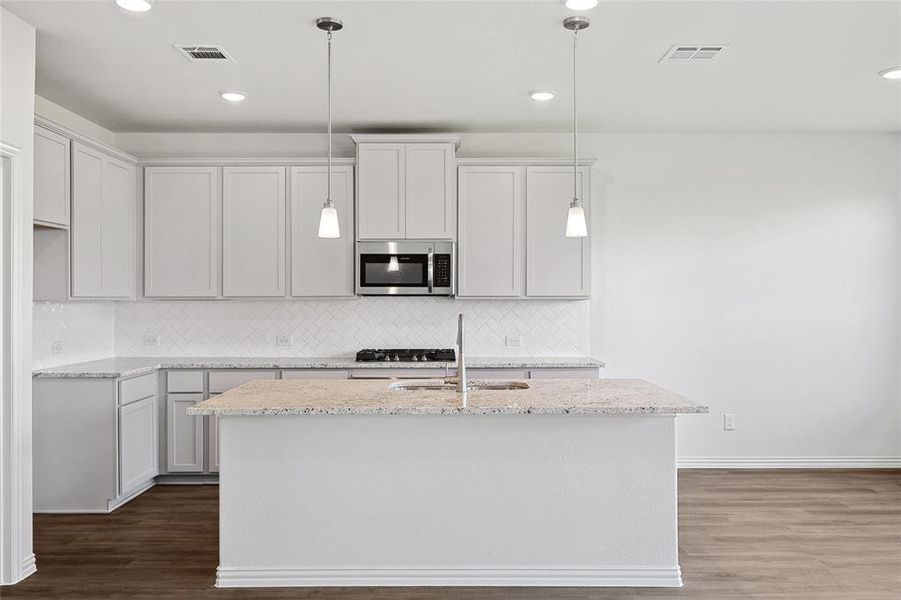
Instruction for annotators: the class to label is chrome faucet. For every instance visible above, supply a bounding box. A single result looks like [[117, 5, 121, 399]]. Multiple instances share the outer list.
[[455, 313, 467, 393]]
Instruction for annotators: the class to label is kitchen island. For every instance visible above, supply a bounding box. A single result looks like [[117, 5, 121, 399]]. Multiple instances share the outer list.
[[189, 378, 706, 588]]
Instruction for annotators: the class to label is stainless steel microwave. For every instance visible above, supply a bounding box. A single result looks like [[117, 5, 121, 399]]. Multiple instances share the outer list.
[[356, 241, 455, 296]]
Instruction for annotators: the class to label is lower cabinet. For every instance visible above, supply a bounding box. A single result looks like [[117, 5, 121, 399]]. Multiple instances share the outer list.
[[208, 412, 220, 473], [32, 373, 159, 513], [166, 393, 204, 472], [119, 395, 158, 497]]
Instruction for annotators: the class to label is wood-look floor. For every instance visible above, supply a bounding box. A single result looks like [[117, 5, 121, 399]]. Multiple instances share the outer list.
[[4, 470, 900, 599]]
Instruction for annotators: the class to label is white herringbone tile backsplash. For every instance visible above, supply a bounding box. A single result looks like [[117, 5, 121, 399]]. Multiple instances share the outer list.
[[33, 302, 116, 369], [115, 298, 589, 357]]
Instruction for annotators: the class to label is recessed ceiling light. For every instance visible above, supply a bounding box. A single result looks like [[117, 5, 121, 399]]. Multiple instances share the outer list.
[[879, 66, 901, 80], [220, 91, 246, 102], [563, 0, 598, 10], [115, 0, 153, 13], [529, 90, 556, 102]]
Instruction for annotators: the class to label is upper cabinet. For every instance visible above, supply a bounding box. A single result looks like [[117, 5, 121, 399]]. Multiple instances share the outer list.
[[34, 120, 137, 301], [290, 165, 355, 297], [354, 136, 457, 240], [525, 166, 590, 298], [456, 162, 592, 299], [34, 125, 70, 228], [222, 166, 286, 297], [71, 142, 135, 298], [457, 166, 523, 297], [144, 167, 220, 298]]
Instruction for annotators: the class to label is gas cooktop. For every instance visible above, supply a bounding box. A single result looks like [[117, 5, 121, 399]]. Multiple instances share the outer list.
[[356, 348, 456, 363]]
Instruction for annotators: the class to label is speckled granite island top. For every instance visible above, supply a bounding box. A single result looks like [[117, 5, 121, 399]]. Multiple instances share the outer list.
[[187, 378, 707, 416]]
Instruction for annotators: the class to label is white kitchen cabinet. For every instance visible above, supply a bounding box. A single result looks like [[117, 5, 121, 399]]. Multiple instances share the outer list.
[[166, 393, 204, 472], [118, 395, 159, 497], [33, 373, 160, 513], [404, 143, 455, 239], [457, 166, 524, 297], [222, 166, 286, 297], [356, 143, 406, 239], [33, 125, 70, 227], [355, 138, 457, 240], [70, 142, 135, 298], [144, 167, 220, 297], [290, 165, 355, 296], [525, 166, 590, 298]]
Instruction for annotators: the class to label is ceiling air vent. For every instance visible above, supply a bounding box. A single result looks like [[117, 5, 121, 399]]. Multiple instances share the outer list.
[[659, 45, 728, 63], [175, 45, 235, 63]]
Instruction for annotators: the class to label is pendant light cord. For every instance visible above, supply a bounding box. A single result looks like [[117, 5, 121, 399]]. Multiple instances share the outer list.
[[327, 29, 333, 205], [572, 27, 579, 205]]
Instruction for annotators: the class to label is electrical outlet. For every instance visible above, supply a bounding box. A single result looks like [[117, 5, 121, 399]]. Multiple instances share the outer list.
[[143, 334, 160, 347], [276, 335, 294, 347], [505, 334, 523, 347], [723, 413, 736, 431], [51, 341, 63, 355]]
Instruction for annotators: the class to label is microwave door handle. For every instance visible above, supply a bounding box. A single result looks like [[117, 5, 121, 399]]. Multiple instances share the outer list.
[[427, 249, 434, 294]]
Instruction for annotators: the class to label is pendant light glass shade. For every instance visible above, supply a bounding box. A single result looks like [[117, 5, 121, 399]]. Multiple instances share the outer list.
[[317, 17, 343, 239], [565, 201, 588, 238], [318, 199, 340, 238]]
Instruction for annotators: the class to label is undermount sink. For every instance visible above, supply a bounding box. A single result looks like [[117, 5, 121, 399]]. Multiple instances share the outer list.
[[388, 380, 530, 392]]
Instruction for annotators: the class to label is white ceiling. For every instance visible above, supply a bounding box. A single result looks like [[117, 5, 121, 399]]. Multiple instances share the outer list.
[[4, 0, 901, 133]]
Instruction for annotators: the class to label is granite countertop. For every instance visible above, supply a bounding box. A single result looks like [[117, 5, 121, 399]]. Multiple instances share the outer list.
[[187, 378, 707, 416], [32, 356, 605, 379]]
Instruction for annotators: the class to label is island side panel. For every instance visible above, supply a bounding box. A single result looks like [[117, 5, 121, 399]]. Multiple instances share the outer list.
[[217, 414, 680, 587]]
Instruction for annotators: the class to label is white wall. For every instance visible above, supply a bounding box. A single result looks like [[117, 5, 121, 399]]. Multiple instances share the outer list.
[[0, 6, 35, 585], [594, 133, 900, 463]]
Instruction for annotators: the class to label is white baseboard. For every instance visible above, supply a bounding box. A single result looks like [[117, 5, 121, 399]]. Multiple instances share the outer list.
[[21, 553, 36, 579], [679, 456, 901, 469], [216, 566, 683, 588]]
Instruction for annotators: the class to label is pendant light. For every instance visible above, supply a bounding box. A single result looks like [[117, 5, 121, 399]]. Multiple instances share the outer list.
[[317, 17, 343, 239], [563, 16, 589, 238]]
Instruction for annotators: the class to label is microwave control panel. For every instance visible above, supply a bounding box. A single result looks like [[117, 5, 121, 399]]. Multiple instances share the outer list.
[[434, 254, 452, 287]]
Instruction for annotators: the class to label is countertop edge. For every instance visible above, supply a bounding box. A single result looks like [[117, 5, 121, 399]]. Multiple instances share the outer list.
[[33, 357, 606, 379]]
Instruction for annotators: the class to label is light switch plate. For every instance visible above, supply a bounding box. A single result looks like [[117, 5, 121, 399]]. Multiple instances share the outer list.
[[51, 341, 63, 355], [143, 334, 161, 347], [723, 413, 736, 431], [276, 335, 294, 347]]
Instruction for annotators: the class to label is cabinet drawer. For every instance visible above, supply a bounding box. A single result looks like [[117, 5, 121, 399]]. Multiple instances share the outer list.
[[281, 369, 350, 380], [208, 370, 276, 393], [529, 368, 599, 379], [167, 370, 204, 393], [119, 373, 157, 405]]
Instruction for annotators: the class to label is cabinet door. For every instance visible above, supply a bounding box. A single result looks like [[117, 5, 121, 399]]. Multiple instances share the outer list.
[[70, 143, 104, 296], [144, 167, 220, 297], [525, 166, 590, 298], [99, 156, 135, 297], [290, 165, 354, 297], [119, 395, 158, 496], [356, 143, 405, 239], [404, 143, 455, 239], [458, 166, 523, 297], [33, 126, 70, 227], [222, 167, 286, 297], [166, 393, 204, 472]]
